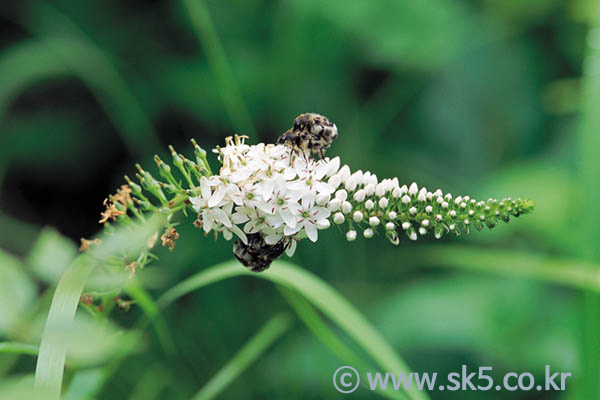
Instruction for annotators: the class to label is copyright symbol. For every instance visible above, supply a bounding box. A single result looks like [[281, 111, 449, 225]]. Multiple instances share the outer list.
[[333, 366, 360, 394]]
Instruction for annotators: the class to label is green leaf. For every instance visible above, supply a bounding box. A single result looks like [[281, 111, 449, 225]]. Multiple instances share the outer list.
[[0, 249, 36, 335], [26, 227, 78, 283], [192, 313, 292, 400], [159, 260, 427, 400]]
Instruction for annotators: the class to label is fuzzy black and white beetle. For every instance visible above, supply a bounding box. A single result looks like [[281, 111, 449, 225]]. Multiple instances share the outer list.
[[277, 113, 338, 159]]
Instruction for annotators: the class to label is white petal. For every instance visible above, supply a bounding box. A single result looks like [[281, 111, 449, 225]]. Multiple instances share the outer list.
[[200, 177, 211, 199], [304, 222, 318, 242], [208, 185, 227, 207], [231, 225, 248, 244], [285, 240, 297, 257]]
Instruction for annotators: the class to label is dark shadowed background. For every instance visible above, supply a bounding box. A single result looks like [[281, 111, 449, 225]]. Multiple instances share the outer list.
[[1, 0, 599, 399]]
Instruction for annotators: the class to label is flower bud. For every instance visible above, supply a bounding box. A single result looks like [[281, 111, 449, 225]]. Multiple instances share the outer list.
[[363, 228, 374, 238], [353, 189, 366, 202], [388, 211, 397, 219], [346, 230, 357, 241], [369, 216, 380, 226], [409, 207, 417, 215], [327, 198, 342, 212], [316, 193, 330, 206], [386, 230, 400, 245], [365, 200, 374, 210], [407, 228, 417, 241], [353, 211, 364, 222], [385, 222, 395, 230], [335, 189, 348, 201], [341, 201, 352, 214], [409, 182, 418, 195], [345, 177, 358, 192], [316, 219, 330, 230], [328, 174, 342, 189], [333, 212, 345, 224], [379, 197, 389, 208], [402, 195, 411, 204]]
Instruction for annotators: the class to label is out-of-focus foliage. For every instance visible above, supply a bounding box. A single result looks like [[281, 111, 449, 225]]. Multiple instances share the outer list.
[[0, 0, 597, 398]]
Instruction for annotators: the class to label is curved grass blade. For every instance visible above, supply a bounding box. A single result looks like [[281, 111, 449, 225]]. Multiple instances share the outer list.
[[278, 287, 404, 400], [34, 254, 96, 399], [192, 313, 291, 400], [34, 216, 166, 399], [159, 260, 428, 400]]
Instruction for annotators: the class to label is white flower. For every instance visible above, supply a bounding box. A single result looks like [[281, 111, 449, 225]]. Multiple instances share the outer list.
[[363, 228, 374, 238], [192, 139, 340, 249], [285, 197, 330, 242]]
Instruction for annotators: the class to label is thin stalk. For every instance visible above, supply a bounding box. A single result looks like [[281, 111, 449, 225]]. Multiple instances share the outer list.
[[192, 313, 291, 400], [181, 0, 255, 136]]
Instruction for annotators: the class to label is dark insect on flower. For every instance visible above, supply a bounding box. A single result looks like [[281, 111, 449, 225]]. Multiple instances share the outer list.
[[232, 113, 337, 271], [233, 233, 286, 272], [277, 113, 338, 159]]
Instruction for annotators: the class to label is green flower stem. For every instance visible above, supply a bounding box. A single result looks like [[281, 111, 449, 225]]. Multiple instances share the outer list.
[[159, 260, 428, 400], [0, 342, 39, 356], [192, 313, 292, 400]]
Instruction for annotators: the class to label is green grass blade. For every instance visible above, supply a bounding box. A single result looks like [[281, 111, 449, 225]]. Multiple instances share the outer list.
[[181, 0, 255, 136], [277, 287, 404, 400], [159, 260, 428, 400], [577, 6, 600, 398], [125, 283, 175, 355], [277, 286, 365, 367], [416, 245, 600, 291], [192, 313, 292, 400], [34, 216, 166, 398], [0, 342, 39, 356], [33, 254, 96, 399]]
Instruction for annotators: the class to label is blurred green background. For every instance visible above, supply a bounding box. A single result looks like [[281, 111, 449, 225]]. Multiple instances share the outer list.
[[1, 0, 599, 399]]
